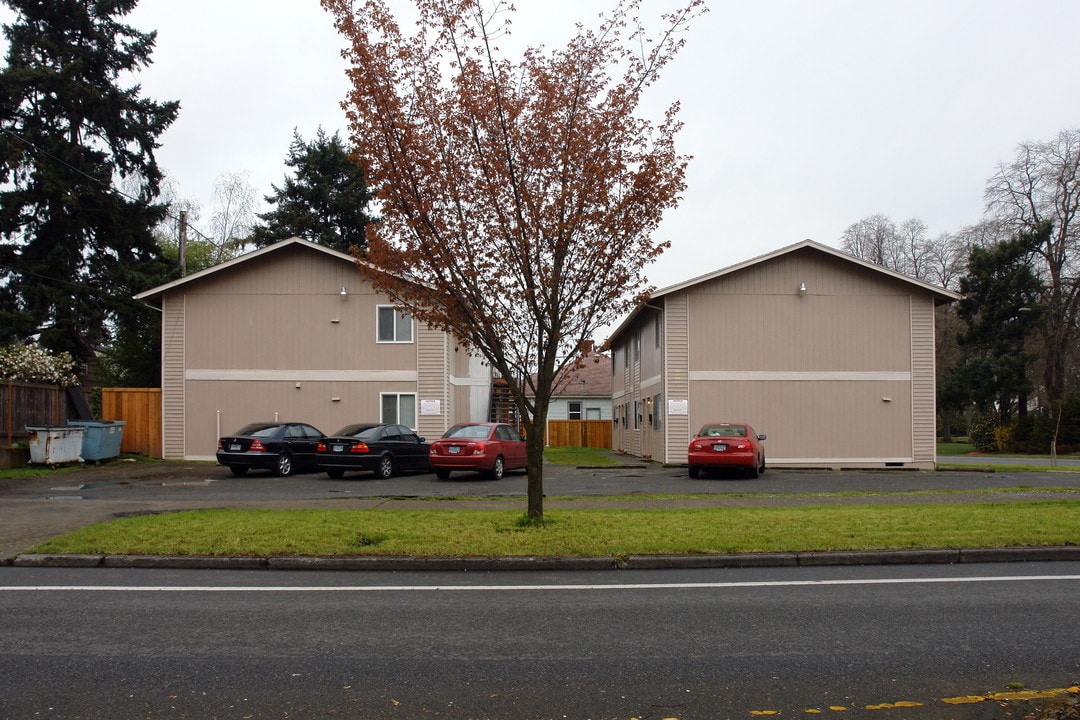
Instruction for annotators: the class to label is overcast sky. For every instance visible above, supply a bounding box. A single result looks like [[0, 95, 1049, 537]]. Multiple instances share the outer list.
[[7, 1, 1080, 295]]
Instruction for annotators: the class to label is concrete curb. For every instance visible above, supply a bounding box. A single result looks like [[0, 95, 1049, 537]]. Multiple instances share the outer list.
[[8, 546, 1080, 571]]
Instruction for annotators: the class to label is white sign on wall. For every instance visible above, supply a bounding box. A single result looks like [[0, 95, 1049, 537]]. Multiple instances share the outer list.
[[668, 399, 688, 416], [420, 399, 441, 415]]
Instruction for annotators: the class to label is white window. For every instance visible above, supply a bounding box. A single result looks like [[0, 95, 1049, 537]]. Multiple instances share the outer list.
[[568, 401, 582, 420], [381, 393, 417, 428], [377, 306, 413, 343]]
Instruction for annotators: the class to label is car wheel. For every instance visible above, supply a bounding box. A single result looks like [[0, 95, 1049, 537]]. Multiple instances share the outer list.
[[435, 468, 451, 480], [688, 466, 700, 479], [747, 461, 759, 479], [229, 466, 248, 477], [326, 469, 344, 479], [488, 455, 505, 480], [275, 453, 294, 477], [376, 455, 394, 480], [759, 454, 766, 474]]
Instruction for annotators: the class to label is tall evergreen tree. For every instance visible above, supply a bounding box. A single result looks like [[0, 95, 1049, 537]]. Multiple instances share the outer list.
[[250, 128, 375, 254], [945, 224, 1047, 421], [0, 0, 179, 383]]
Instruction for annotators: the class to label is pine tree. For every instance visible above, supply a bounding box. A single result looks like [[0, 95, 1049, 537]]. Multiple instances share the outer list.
[[250, 128, 375, 253], [0, 0, 179, 384]]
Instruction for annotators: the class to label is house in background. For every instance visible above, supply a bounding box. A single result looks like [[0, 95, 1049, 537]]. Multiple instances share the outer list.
[[135, 238, 491, 460], [609, 240, 960, 469], [543, 351, 613, 422]]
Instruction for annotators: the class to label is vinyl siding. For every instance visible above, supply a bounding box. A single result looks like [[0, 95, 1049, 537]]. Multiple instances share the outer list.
[[161, 296, 186, 459], [910, 294, 937, 466]]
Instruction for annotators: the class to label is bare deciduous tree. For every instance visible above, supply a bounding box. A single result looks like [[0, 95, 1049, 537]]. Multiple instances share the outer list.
[[985, 128, 1080, 404], [208, 171, 256, 264], [323, 0, 705, 519]]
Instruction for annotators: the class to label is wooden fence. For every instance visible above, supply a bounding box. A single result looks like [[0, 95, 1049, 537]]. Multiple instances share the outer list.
[[545, 419, 612, 449], [102, 388, 162, 458], [2, 382, 70, 445]]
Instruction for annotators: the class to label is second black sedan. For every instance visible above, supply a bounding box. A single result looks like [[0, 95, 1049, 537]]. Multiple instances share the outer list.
[[316, 423, 430, 479], [216, 422, 325, 477]]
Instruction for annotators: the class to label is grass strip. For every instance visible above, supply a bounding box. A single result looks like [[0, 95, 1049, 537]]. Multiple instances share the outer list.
[[30, 500, 1080, 558]]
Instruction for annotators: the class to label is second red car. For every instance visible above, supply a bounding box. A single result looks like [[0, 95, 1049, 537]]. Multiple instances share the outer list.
[[687, 422, 766, 479], [428, 422, 527, 480]]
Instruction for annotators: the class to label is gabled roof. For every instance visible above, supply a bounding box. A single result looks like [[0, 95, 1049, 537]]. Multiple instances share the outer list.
[[134, 237, 356, 303], [609, 239, 961, 342], [526, 352, 613, 399]]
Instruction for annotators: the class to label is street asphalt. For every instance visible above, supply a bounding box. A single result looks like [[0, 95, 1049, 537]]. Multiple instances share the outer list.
[[2, 453, 1079, 570]]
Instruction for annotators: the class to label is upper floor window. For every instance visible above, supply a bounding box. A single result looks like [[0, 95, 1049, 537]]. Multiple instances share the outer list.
[[377, 306, 413, 343]]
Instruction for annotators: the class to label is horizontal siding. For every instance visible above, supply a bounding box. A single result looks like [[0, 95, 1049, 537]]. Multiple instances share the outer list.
[[162, 296, 185, 459], [911, 296, 937, 465]]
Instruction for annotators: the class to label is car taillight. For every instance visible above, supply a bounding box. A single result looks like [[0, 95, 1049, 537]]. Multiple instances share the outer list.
[[350, 443, 370, 454], [217, 440, 224, 450], [472, 442, 486, 455], [316, 442, 327, 452], [250, 440, 266, 452]]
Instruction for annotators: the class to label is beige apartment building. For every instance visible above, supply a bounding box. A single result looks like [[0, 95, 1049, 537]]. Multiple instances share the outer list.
[[609, 240, 960, 469], [135, 238, 490, 460]]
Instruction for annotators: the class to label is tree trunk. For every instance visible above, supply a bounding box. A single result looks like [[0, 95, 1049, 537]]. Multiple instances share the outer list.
[[525, 426, 546, 520]]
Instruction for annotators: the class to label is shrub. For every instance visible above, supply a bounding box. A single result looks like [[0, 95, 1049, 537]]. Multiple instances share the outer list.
[[969, 412, 998, 452], [0, 343, 79, 386]]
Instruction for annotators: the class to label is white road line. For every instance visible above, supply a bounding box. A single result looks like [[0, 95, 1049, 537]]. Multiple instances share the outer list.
[[3, 575, 1080, 593]]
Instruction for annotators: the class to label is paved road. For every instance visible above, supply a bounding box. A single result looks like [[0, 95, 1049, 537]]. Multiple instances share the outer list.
[[2, 457, 1079, 561], [2, 562, 1078, 719]]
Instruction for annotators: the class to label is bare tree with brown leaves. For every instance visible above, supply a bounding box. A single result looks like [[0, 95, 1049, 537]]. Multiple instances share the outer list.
[[323, 0, 704, 519]]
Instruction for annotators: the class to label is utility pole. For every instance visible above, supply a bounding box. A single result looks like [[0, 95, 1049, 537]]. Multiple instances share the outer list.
[[179, 210, 187, 276]]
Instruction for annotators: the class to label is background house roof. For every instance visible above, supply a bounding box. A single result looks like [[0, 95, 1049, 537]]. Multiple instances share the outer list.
[[529, 352, 612, 398]]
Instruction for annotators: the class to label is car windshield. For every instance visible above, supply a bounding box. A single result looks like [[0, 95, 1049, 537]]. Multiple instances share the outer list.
[[236, 423, 279, 437], [700, 424, 746, 438], [443, 424, 491, 439]]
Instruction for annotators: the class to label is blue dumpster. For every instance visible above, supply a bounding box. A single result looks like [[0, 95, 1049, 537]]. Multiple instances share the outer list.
[[68, 420, 126, 462], [26, 426, 85, 465]]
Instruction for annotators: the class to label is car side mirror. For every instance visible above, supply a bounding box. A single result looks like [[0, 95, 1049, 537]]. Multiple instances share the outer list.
[[418, 437, 425, 443], [758, 434, 766, 441]]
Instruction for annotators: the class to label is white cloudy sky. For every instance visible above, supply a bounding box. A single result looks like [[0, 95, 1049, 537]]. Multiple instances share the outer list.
[[7, 1, 1080, 295]]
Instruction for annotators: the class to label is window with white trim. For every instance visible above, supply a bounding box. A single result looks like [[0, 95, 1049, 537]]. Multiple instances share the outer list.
[[381, 393, 417, 428], [568, 401, 582, 420], [377, 306, 413, 343]]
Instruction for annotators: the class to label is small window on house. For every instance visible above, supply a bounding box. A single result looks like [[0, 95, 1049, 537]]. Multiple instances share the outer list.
[[655, 315, 662, 348], [381, 393, 417, 428], [568, 401, 582, 420], [653, 393, 663, 430], [633, 331, 640, 361], [377, 306, 413, 343], [633, 400, 640, 430]]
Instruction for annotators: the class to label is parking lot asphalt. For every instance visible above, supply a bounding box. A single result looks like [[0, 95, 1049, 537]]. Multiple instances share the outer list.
[[3, 455, 1080, 569]]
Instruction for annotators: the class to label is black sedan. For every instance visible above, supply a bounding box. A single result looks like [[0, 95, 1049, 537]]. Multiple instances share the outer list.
[[316, 423, 430, 479], [216, 422, 325, 477]]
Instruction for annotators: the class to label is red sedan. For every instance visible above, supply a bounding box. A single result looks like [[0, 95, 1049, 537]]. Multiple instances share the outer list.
[[429, 422, 527, 480], [687, 422, 766, 478]]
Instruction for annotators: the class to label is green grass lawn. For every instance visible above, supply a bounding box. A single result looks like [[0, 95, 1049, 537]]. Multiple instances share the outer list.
[[30, 501, 1080, 558], [543, 445, 621, 466]]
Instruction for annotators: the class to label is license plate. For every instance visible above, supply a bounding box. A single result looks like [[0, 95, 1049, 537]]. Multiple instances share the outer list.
[[448, 446, 461, 454], [333, 445, 344, 453], [230, 443, 241, 451], [713, 443, 727, 452]]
